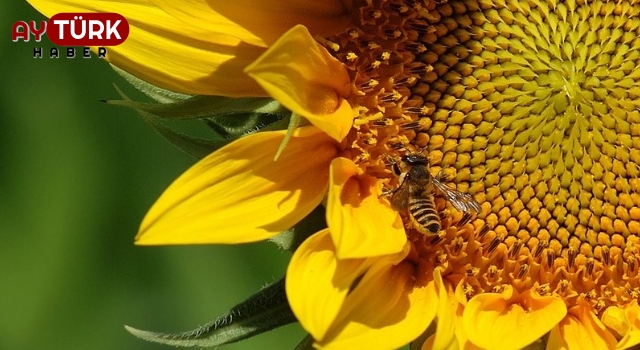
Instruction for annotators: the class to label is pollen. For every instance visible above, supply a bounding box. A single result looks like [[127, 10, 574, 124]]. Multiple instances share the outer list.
[[322, 0, 640, 314]]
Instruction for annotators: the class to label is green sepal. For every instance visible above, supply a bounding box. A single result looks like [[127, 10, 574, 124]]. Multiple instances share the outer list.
[[110, 63, 291, 138], [142, 113, 228, 159], [126, 279, 296, 348], [294, 335, 315, 350], [105, 86, 288, 138], [114, 86, 228, 159], [273, 112, 302, 161], [205, 112, 287, 138], [104, 95, 282, 120], [111, 65, 190, 103], [269, 206, 327, 252]]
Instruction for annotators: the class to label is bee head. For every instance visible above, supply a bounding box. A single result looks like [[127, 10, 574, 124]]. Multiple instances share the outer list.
[[401, 153, 429, 165]]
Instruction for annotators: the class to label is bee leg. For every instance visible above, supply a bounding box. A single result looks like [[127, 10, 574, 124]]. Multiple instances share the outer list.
[[381, 171, 409, 198], [384, 155, 402, 176], [380, 187, 393, 198], [435, 169, 453, 182], [393, 162, 402, 176]]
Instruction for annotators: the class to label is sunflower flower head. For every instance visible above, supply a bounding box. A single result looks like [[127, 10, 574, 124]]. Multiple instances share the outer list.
[[27, 0, 640, 348], [284, 0, 640, 348]]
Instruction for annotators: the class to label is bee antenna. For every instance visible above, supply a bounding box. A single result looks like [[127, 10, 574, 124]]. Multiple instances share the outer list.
[[391, 143, 409, 151], [383, 153, 396, 165]]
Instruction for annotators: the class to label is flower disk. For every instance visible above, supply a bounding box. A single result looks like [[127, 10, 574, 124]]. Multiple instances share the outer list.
[[317, 0, 640, 347]]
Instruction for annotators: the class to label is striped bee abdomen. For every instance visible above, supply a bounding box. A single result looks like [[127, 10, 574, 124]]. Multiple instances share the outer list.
[[408, 195, 440, 235]]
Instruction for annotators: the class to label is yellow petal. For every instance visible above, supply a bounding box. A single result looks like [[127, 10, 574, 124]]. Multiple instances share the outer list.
[[423, 278, 483, 350], [245, 25, 355, 141], [27, 0, 266, 96], [548, 305, 617, 350], [602, 305, 630, 346], [431, 270, 460, 350], [150, 0, 351, 47], [327, 157, 406, 259], [422, 282, 483, 350], [136, 126, 336, 245], [286, 229, 372, 341], [603, 302, 640, 349], [463, 286, 567, 350], [320, 254, 437, 350]]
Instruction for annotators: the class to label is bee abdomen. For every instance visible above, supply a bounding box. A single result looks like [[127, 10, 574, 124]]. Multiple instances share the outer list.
[[408, 196, 440, 234]]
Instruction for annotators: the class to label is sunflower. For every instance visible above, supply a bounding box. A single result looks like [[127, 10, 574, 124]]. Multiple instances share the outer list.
[[28, 0, 640, 349]]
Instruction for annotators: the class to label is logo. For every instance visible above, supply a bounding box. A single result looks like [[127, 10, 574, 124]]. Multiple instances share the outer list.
[[12, 13, 129, 59]]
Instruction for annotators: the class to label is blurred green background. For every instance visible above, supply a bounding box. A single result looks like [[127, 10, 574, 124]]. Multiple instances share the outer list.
[[2, 3, 303, 349]]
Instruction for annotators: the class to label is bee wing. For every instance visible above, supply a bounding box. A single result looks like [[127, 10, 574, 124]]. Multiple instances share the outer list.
[[432, 178, 481, 213], [389, 173, 411, 210]]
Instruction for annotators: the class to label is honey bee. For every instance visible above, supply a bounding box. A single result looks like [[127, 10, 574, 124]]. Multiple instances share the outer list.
[[387, 153, 480, 235]]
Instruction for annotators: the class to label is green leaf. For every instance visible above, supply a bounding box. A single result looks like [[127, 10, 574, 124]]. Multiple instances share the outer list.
[[105, 95, 283, 120], [111, 64, 191, 103], [269, 206, 326, 252], [126, 279, 296, 348]]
